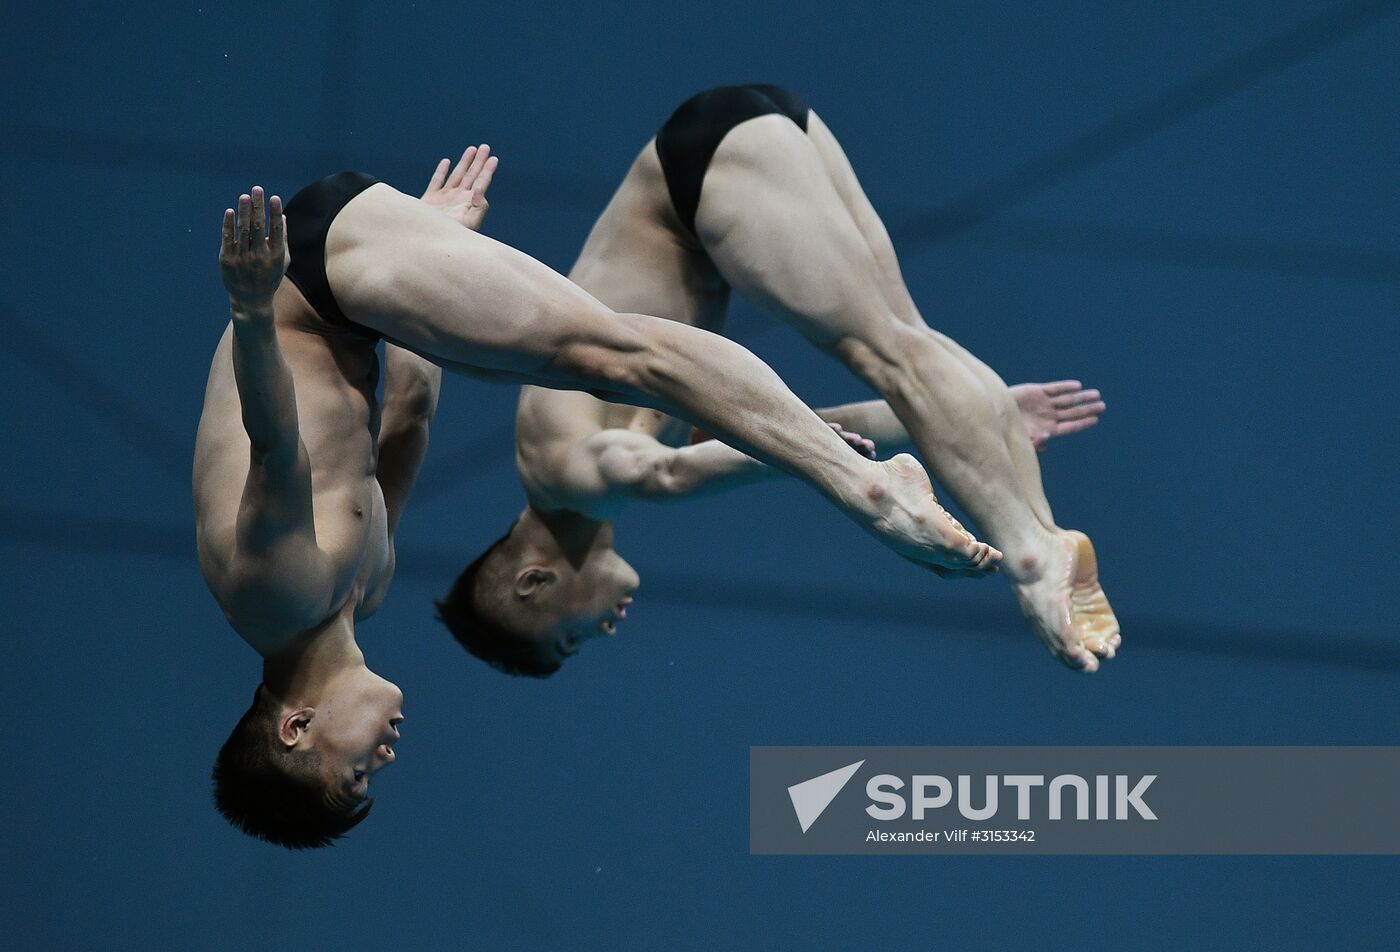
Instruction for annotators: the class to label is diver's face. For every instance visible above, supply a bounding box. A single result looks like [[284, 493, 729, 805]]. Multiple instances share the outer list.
[[311, 674, 405, 804], [528, 546, 640, 666]]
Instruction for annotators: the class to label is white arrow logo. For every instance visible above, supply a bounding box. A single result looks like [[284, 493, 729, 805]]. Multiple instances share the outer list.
[[787, 760, 865, 833]]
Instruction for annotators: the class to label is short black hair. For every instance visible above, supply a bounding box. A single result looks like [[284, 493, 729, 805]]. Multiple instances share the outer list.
[[436, 529, 563, 678], [212, 686, 374, 849]]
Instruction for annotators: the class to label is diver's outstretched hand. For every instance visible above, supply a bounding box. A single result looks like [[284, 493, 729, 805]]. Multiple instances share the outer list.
[[219, 185, 286, 310], [422, 144, 500, 231], [1011, 380, 1106, 452]]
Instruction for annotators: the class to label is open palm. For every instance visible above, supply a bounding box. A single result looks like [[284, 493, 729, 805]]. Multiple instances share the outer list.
[[1010, 380, 1106, 451], [421, 144, 500, 231]]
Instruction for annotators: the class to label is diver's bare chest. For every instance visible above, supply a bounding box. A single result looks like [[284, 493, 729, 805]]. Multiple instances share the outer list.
[[314, 476, 392, 587]]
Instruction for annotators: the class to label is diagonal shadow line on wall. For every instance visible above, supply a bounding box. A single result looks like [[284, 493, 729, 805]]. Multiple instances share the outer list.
[[0, 123, 315, 176], [892, 0, 1400, 246], [4, 507, 1395, 675], [959, 217, 1400, 287], [0, 122, 609, 208], [634, 569, 1400, 676], [5, 309, 191, 484]]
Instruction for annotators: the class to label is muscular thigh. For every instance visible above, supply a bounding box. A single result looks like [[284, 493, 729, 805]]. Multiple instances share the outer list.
[[693, 115, 903, 353], [802, 113, 920, 325], [324, 184, 615, 379]]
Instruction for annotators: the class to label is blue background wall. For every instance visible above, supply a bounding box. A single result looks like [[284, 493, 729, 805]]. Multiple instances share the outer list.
[[2, 1, 1397, 948]]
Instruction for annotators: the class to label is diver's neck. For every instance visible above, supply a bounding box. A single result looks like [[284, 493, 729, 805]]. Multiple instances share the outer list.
[[519, 504, 612, 559], [261, 609, 365, 704]]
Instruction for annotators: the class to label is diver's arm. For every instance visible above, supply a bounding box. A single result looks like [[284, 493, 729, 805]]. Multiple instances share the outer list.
[[220, 188, 318, 554], [575, 424, 876, 504], [376, 345, 442, 536]]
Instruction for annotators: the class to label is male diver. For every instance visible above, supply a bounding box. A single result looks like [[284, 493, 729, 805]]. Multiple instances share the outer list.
[[436, 86, 1117, 677], [196, 147, 498, 847], [197, 134, 997, 844]]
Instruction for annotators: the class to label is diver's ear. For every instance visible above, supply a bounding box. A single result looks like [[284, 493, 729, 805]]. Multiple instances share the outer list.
[[277, 707, 315, 748], [514, 566, 556, 599]]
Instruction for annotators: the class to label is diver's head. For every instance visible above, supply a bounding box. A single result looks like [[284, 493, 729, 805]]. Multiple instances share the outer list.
[[212, 671, 404, 848], [436, 510, 639, 676]]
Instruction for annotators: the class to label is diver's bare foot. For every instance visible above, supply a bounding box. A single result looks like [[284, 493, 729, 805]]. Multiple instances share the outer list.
[[864, 454, 1002, 576], [1011, 381, 1106, 452], [1010, 529, 1120, 671]]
